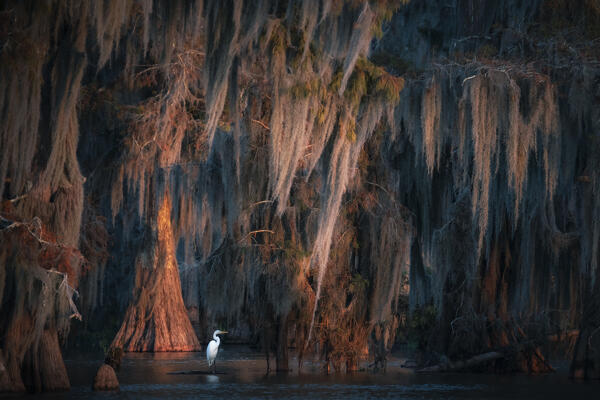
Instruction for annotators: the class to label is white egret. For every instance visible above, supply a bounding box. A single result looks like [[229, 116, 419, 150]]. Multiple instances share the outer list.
[[206, 330, 227, 373]]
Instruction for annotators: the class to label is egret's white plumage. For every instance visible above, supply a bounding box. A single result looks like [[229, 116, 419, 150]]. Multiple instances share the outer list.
[[206, 330, 227, 372]]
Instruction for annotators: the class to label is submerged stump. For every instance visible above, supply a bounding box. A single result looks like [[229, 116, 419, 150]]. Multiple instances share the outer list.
[[93, 364, 119, 391]]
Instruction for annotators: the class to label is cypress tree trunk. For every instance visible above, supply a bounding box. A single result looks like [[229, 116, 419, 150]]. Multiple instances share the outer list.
[[275, 314, 290, 371], [21, 329, 70, 392], [112, 193, 200, 352], [570, 284, 600, 379]]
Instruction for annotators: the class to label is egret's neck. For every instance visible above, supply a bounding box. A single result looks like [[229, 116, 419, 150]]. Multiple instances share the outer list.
[[213, 332, 220, 344]]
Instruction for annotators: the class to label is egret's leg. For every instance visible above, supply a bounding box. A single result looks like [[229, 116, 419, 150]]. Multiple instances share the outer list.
[[213, 360, 216, 374]]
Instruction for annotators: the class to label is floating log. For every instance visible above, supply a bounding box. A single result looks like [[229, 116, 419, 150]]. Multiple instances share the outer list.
[[417, 352, 504, 373]]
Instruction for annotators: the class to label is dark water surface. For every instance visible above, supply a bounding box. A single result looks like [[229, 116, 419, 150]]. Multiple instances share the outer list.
[[3, 346, 599, 399]]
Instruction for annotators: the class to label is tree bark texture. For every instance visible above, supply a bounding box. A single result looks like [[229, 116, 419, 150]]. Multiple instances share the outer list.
[[112, 194, 201, 352]]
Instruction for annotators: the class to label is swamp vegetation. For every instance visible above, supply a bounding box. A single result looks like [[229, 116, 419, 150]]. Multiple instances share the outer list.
[[1, 0, 600, 392]]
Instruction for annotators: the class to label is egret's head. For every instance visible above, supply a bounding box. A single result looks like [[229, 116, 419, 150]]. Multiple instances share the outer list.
[[214, 329, 228, 335]]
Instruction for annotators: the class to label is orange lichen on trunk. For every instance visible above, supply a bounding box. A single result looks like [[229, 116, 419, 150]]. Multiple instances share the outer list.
[[112, 193, 201, 352]]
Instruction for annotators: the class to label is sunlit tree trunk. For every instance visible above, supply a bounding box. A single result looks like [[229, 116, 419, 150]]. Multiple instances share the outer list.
[[112, 194, 200, 352]]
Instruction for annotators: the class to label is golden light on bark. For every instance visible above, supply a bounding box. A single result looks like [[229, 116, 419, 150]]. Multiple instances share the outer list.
[[112, 193, 201, 352]]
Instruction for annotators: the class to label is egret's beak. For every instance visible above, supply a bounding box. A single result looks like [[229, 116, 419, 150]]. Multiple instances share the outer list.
[[222, 331, 228, 334]]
